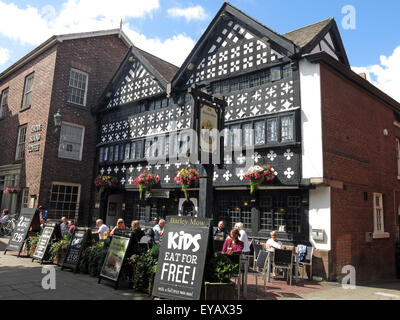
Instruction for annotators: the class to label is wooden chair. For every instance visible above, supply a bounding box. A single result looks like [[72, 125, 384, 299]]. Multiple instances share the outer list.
[[272, 248, 295, 285]]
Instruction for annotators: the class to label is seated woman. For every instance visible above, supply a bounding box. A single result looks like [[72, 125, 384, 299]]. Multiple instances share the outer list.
[[266, 230, 283, 251], [131, 220, 145, 242], [222, 228, 244, 255], [110, 219, 128, 236]]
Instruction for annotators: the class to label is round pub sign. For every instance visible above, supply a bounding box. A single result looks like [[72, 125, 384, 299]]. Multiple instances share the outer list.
[[199, 104, 218, 153]]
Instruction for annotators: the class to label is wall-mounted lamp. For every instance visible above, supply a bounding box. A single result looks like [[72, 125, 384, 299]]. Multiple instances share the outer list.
[[53, 109, 62, 134]]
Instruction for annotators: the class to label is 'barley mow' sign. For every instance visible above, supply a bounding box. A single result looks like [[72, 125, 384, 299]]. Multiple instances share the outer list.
[[152, 216, 211, 300]]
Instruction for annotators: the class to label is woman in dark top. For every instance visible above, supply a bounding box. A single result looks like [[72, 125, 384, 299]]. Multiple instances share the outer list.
[[131, 220, 145, 254], [222, 228, 244, 254]]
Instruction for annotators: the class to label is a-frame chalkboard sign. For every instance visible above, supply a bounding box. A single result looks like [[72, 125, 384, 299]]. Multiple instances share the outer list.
[[62, 228, 91, 273], [98, 230, 134, 289], [4, 209, 37, 257], [32, 221, 61, 264]]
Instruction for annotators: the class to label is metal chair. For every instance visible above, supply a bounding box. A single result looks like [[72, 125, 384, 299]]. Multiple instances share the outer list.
[[272, 248, 295, 285], [297, 245, 314, 280], [252, 242, 264, 270], [249, 250, 270, 293]]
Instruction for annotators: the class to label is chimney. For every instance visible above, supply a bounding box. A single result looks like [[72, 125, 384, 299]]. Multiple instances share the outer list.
[[359, 73, 367, 80]]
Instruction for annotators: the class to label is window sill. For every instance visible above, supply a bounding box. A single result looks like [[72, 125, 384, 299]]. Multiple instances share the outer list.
[[20, 106, 31, 112], [372, 232, 390, 239], [65, 102, 89, 111]]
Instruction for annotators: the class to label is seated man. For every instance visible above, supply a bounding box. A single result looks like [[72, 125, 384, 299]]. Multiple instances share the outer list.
[[266, 230, 282, 251]]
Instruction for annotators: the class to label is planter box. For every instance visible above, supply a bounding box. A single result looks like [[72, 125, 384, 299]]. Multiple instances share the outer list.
[[204, 282, 236, 300], [54, 250, 67, 266]]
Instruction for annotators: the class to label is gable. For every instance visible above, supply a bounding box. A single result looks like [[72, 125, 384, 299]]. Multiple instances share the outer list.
[[310, 32, 341, 62], [173, 3, 296, 89], [106, 54, 164, 109]]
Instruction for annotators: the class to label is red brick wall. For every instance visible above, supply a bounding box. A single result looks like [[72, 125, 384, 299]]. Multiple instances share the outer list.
[[0, 34, 128, 224], [320, 63, 399, 280], [0, 46, 58, 203], [40, 35, 128, 224]]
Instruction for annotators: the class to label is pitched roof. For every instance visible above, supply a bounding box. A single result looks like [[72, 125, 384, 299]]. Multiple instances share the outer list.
[[283, 18, 333, 49], [0, 29, 133, 81], [135, 47, 178, 83]]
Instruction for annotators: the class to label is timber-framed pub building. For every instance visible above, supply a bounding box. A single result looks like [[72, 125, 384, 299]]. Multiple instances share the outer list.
[[92, 3, 400, 280]]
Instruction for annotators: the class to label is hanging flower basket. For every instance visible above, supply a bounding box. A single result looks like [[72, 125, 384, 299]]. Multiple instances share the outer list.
[[133, 171, 160, 200], [94, 175, 118, 199], [244, 165, 276, 195], [3, 186, 20, 194], [174, 168, 200, 200]]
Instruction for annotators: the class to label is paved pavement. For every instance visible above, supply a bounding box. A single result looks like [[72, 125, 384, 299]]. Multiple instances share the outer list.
[[1, 236, 400, 300], [0, 236, 150, 300]]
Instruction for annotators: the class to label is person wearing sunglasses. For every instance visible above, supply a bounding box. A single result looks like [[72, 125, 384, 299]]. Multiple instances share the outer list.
[[110, 218, 128, 236]]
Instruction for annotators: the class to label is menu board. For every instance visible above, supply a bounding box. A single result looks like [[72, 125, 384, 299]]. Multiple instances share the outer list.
[[99, 236, 130, 283], [6, 209, 36, 255], [152, 216, 211, 300], [62, 229, 90, 272], [32, 224, 56, 261]]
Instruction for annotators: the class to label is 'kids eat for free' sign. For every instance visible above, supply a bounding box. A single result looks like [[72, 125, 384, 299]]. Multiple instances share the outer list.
[[152, 216, 211, 300]]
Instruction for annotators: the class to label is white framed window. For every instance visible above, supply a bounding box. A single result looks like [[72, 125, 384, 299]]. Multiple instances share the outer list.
[[67, 69, 88, 106], [0, 88, 8, 118], [22, 73, 34, 108], [49, 182, 81, 220], [396, 138, 400, 179], [22, 188, 29, 208], [15, 125, 27, 160], [373, 193, 390, 239], [58, 122, 85, 161]]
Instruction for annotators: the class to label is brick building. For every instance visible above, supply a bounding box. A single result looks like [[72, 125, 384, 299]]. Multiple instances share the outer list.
[[91, 3, 400, 281], [0, 29, 131, 225]]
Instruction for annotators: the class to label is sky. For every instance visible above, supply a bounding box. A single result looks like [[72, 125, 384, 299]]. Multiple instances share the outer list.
[[0, 0, 399, 102]]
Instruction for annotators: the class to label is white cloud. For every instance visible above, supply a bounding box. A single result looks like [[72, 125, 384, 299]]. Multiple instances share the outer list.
[[124, 24, 195, 67], [0, 48, 10, 65], [0, 0, 194, 66], [167, 5, 208, 22], [352, 46, 400, 103]]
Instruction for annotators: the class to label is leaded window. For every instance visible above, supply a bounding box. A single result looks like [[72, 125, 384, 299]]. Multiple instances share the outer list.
[[271, 67, 281, 82], [254, 120, 265, 145], [281, 115, 294, 142], [267, 119, 278, 142], [242, 123, 253, 147]]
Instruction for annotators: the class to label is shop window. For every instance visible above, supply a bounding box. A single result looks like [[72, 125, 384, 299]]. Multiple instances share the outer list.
[[49, 183, 80, 220]]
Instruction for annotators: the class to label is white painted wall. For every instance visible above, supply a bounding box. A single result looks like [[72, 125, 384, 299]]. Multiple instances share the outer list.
[[309, 186, 331, 251], [300, 59, 324, 179]]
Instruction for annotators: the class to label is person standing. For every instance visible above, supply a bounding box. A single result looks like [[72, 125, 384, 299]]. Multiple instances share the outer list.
[[92, 219, 108, 240], [153, 219, 165, 245], [213, 220, 228, 241], [235, 222, 250, 254], [60, 217, 69, 237]]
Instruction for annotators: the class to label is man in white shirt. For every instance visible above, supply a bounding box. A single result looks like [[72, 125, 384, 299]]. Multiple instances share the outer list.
[[235, 222, 250, 253], [266, 230, 282, 250], [92, 219, 108, 240]]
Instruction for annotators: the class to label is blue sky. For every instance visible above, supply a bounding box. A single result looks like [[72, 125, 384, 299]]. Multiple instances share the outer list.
[[0, 0, 399, 101]]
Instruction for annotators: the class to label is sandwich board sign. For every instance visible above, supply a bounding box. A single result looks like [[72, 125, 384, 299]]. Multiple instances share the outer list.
[[32, 222, 61, 263], [98, 233, 131, 289], [62, 228, 91, 272], [4, 209, 36, 257], [152, 216, 211, 300]]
